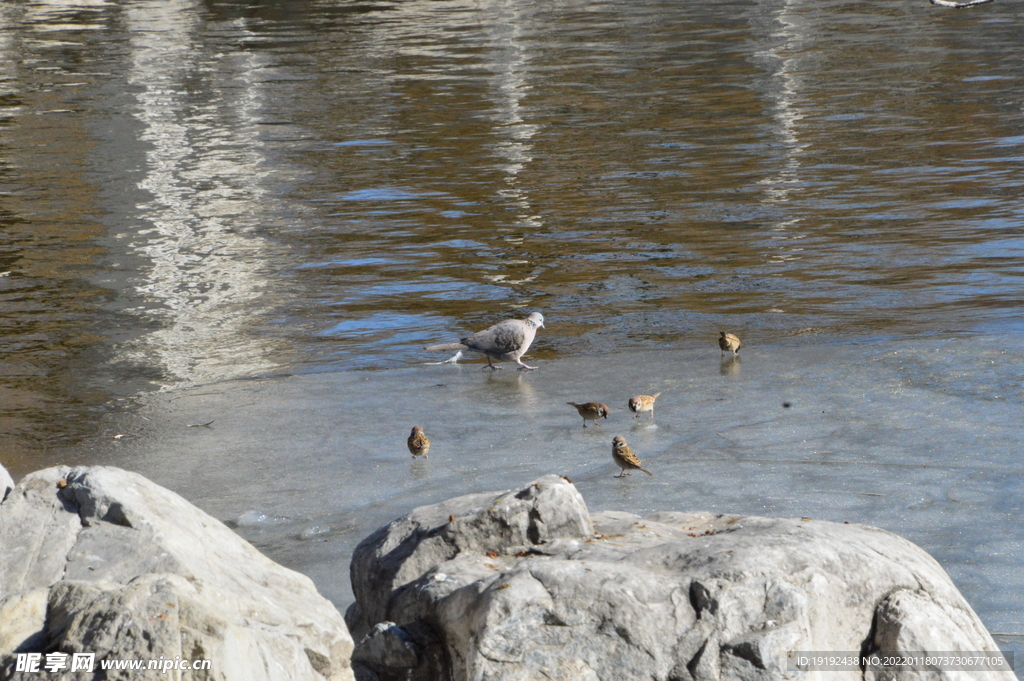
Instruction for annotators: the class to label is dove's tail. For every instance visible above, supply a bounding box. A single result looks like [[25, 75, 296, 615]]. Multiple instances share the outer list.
[[640, 467, 654, 477], [425, 343, 469, 352]]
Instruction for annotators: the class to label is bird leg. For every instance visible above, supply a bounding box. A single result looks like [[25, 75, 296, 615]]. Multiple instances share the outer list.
[[516, 360, 537, 371], [484, 356, 502, 370]]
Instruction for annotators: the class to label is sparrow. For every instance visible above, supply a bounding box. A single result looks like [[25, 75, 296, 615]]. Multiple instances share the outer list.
[[425, 312, 545, 370], [718, 331, 742, 356], [628, 392, 662, 420], [567, 402, 609, 427], [611, 436, 653, 477], [407, 426, 430, 457]]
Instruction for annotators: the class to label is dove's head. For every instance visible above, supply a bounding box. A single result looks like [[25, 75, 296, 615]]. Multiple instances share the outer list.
[[527, 312, 545, 328]]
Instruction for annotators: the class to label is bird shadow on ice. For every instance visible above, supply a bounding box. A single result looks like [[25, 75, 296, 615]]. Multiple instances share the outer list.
[[720, 356, 741, 376], [409, 457, 431, 480], [482, 370, 538, 406], [609, 473, 645, 504]]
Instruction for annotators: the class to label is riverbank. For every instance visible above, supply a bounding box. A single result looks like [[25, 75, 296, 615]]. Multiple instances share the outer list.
[[3, 466, 1015, 681]]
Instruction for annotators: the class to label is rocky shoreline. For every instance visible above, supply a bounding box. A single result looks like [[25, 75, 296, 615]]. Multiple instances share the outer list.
[[0, 465, 1013, 680], [0, 464, 354, 681]]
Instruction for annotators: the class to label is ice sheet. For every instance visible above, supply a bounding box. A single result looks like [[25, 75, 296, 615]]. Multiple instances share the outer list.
[[72, 333, 1024, 667]]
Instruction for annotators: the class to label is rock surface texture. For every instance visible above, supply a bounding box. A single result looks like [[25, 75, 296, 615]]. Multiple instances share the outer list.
[[347, 475, 1012, 681], [0, 465, 354, 681]]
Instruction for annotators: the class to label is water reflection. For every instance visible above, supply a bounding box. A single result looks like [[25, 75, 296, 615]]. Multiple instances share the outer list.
[[0, 0, 115, 461], [720, 355, 742, 377], [119, 0, 287, 388], [2, 0, 1024, 458], [485, 0, 542, 242], [482, 369, 539, 411], [409, 456, 431, 480], [749, 0, 807, 208]]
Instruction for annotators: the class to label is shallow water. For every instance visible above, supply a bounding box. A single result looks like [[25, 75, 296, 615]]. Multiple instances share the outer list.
[[3, 0, 1024, 454], [1, 0, 1023, 670]]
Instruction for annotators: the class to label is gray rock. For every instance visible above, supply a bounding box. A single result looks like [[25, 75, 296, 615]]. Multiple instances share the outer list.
[[353, 622, 420, 669], [348, 476, 1012, 681], [0, 466, 354, 680], [0, 588, 46, 654], [349, 474, 591, 633]]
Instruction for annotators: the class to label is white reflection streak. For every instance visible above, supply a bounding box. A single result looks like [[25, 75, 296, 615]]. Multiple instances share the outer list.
[[486, 0, 541, 232], [0, 6, 14, 88], [756, 1, 806, 205], [124, 1, 277, 387], [753, 0, 809, 263], [22, 0, 113, 24]]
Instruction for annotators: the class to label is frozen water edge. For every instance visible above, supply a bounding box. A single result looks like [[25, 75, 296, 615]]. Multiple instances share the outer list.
[[78, 333, 1023, 671]]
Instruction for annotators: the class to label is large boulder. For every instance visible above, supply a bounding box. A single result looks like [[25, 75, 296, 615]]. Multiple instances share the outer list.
[[347, 475, 1012, 681], [0, 465, 354, 681]]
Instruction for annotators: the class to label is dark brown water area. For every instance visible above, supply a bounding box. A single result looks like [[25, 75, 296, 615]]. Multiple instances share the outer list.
[[2, 0, 1024, 661]]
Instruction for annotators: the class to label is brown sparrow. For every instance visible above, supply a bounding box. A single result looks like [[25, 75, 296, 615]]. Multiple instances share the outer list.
[[718, 331, 742, 356], [407, 426, 430, 457], [611, 436, 653, 477], [628, 392, 661, 420], [567, 402, 609, 427]]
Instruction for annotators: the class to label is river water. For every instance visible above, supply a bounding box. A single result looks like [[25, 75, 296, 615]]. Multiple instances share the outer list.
[[1, 0, 1023, 667]]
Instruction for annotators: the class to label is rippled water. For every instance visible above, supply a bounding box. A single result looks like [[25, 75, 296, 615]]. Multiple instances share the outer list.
[[2, 0, 1024, 665], [3, 0, 1024, 456]]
